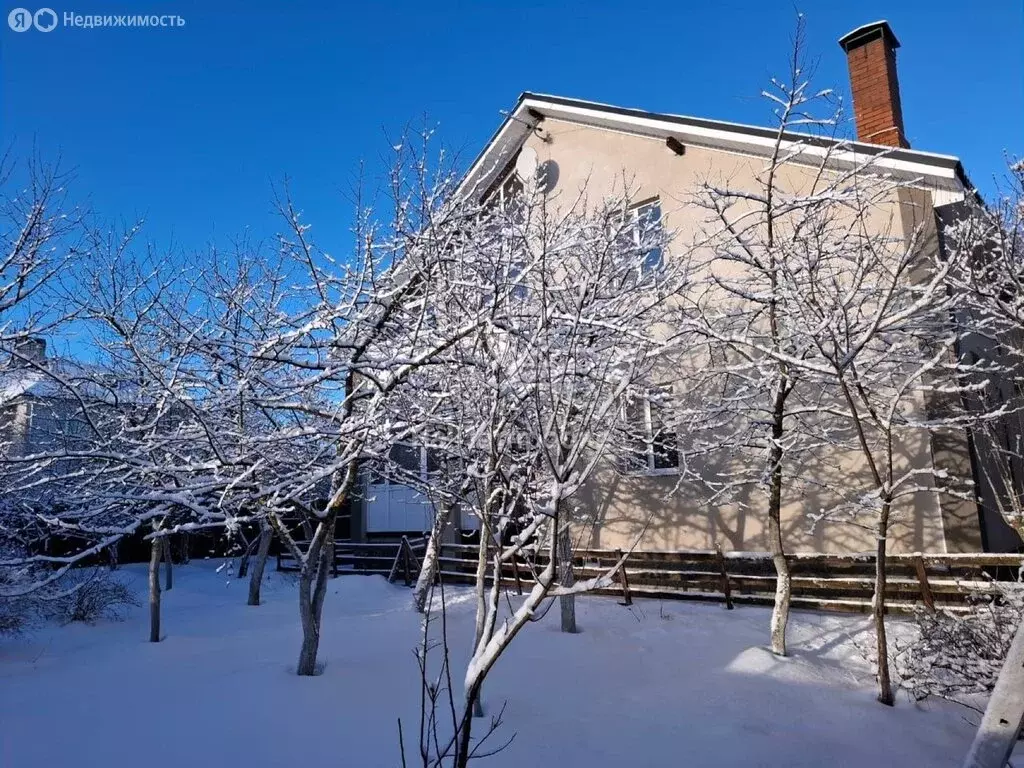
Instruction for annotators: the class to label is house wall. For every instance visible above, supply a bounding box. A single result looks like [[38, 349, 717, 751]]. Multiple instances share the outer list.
[[516, 117, 975, 554], [0, 400, 32, 457]]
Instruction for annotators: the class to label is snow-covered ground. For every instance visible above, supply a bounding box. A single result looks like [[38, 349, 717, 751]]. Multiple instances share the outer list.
[[0, 562, 981, 767]]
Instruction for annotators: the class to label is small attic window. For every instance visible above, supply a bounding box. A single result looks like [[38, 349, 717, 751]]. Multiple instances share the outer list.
[[498, 172, 523, 213]]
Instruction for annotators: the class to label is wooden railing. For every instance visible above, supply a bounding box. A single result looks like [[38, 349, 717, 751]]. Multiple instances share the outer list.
[[278, 539, 1021, 614], [434, 544, 1023, 615], [276, 537, 427, 582]]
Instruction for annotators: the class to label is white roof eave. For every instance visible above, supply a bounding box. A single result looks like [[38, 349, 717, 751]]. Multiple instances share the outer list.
[[458, 94, 965, 201]]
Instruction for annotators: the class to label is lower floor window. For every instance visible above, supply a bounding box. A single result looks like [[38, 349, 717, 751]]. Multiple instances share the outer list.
[[623, 390, 679, 474]]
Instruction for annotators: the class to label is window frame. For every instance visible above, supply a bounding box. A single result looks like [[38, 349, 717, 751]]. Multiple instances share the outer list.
[[615, 198, 665, 277], [622, 388, 680, 476]]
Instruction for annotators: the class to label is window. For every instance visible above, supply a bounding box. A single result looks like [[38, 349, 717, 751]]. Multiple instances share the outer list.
[[507, 261, 528, 300], [368, 444, 446, 485], [614, 200, 664, 276], [367, 443, 422, 485], [500, 173, 524, 213], [484, 172, 524, 219], [622, 389, 679, 474]]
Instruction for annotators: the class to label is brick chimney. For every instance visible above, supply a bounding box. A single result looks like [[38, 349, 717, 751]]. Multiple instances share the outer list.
[[838, 21, 908, 148], [12, 337, 46, 367]]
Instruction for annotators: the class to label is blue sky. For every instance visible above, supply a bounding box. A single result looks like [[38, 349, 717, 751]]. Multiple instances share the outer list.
[[2, 0, 1022, 254]]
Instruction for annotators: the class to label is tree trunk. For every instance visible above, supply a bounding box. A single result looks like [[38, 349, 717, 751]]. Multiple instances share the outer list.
[[248, 523, 273, 607], [458, 686, 482, 768], [413, 503, 450, 613], [237, 543, 251, 579], [162, 536, 173, 591], [767, 405, 791, 656], [470, 522, 490, 717], [873, 500, 894, 706], [558, 526, 577, 634], [296, 518, 334, 676], [148, 538, 162, 643], [238, 530, 259, 579]]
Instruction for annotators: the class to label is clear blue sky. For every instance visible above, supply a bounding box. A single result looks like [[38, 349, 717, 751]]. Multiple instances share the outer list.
[[2, 0, 1022, 253]]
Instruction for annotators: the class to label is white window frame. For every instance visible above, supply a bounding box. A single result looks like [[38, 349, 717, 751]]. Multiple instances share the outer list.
[[623, 389, 679, 476], [621, 199, 665, 276]]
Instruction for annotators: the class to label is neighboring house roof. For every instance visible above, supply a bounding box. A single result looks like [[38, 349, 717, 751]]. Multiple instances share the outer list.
[[0, 359, 129, 404], [456, 92, 970, 204]]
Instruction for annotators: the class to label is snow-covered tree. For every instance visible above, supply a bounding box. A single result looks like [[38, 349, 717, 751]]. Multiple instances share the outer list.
[[680, 20, 845, 656], [0, 154, 93, 613], [243, 139, 512, 675], [400, 171, 691, 765], [942, 157, 1024, 543], [682, 19, 1007, 705]]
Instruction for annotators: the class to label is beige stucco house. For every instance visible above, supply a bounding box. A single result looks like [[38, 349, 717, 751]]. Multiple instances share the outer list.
[[355, 21, 1022, 555]]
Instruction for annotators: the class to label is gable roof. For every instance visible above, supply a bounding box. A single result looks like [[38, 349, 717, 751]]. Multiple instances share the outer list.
[[457, 92, 970, 202]]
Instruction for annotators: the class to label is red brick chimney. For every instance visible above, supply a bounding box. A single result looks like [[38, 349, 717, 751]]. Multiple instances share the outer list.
[[838, 21, 908, 148]]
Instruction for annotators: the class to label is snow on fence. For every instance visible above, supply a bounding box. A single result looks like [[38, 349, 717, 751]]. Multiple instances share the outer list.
[[277, 540, 1020, 613]]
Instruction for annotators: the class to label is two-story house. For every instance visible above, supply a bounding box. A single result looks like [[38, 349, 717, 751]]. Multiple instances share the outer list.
[[353, 21, 1022, 555]]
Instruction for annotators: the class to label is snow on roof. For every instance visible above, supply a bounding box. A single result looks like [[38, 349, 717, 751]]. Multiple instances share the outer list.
[[0, 358, 130, 404]]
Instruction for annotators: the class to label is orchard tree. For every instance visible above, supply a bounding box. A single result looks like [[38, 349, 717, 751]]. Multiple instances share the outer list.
[[399, 172, 692, 766], [0, 153, 95, 610], [682, 19, 844, 656]]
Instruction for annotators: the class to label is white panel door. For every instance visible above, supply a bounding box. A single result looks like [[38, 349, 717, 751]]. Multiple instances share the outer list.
[[365, 445, 432, 533]]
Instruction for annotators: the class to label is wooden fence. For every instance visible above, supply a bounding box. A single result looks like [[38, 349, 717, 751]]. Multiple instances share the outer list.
[[279, 539, 1022, 615], [435, 544, 1023, 615], [276, 536, 427, 585]]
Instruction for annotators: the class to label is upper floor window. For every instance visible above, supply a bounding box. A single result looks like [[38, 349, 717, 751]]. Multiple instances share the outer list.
[[610, 201, 667, 280], [485, 173, 525, 220], [368, 443, 441, 485], [618, 199, 664, 276], [507, 261, 528, 301]]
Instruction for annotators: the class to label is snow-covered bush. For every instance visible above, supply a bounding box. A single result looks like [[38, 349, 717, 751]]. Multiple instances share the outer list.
[[0, 549, 48, 634], [55, 569, 138, 624], [896, 579, 1024, 711], [0, 592, 36, 635]]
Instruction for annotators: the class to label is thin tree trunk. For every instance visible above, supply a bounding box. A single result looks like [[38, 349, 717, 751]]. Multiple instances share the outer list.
[[297, 518, 334, 676], [413, 503, 450, 613], [148, 538, 162, 643], [459, 685, 483, 768], [471, 685, 484, 718], [237, 538, 252, 578], [470, 524, 489, 718], [162, 536, 173, 591], [248, 523, 273, 607], [874, 500, 894, 705], [558, 525, 577, 634], [767, 393, 791, 656]]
